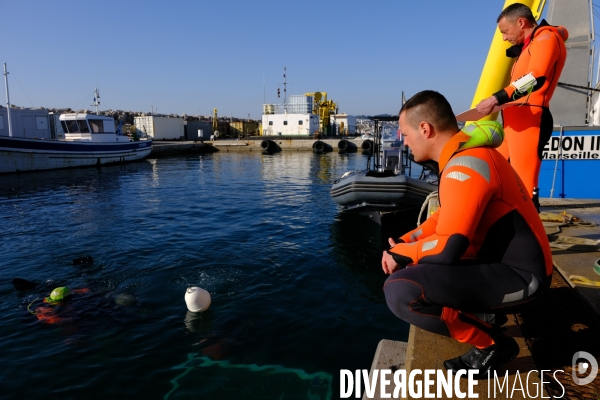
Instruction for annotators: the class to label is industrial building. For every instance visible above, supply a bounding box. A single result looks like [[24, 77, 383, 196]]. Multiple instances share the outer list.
[[261, 95, 319, 136], [261, 113, 319, 136], [330, 113, 357, 135], [261, 92, 354, 136], [230, 121, 259, 138], [184, 120, 212, 140], [134, 116, 184, 140]]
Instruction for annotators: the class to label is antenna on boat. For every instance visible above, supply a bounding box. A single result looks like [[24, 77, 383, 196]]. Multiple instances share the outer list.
[[283, 67, 287, 112], [283, 67, 287, 104], [3, 62, 13, 137], [91, 88, 100, 114]]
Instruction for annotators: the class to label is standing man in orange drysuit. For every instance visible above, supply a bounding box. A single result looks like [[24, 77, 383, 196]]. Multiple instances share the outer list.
[[476, 3, 568, 210], [383, 90, 552, 378]]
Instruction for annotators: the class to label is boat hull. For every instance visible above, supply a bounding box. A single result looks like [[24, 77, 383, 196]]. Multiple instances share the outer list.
[[330, 170, 437, 208], [0, 136, 153, 173]]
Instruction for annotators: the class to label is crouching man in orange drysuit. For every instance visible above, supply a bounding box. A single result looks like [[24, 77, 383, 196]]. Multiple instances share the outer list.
[[383, 91, 552, 379], [476, 3, 568, 210]]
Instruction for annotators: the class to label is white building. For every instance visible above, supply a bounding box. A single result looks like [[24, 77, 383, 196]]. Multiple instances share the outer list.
[[330, 113, 356, 135], [134, 116, 184, 140], [261, 112, 319, 136]]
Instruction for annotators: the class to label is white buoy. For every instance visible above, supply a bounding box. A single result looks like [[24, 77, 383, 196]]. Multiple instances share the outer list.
[[185, 287, 211, 312]]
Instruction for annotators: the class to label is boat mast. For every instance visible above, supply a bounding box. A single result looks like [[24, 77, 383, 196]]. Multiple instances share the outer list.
[[91, 88, 100, 114], [3, 62, 13, 137], [283, 67, 287, 113]]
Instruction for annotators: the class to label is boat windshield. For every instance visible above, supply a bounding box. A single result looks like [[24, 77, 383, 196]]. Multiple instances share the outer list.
[[60, 119, 91, 133], [61, 120, 79, 133], [89, 119, 104, 133], [77, 120, 90, 133]]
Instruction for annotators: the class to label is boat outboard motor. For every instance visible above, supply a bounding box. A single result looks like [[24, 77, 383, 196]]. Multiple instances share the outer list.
[[381, 140, 403, 174], [385, 155, 400, 173]]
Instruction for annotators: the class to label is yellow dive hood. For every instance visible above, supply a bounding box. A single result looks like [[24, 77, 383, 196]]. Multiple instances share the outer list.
[[470, 0, 547, 121]]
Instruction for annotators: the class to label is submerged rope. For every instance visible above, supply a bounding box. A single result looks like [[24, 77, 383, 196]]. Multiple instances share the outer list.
[[27, 297, 40, 315]]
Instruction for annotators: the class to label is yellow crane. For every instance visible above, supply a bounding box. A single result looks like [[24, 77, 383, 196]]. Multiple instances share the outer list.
[[305, 92, 338, 135]]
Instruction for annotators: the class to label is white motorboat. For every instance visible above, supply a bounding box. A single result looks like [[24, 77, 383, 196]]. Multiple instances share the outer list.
[[1, 64, 152, 173], [330, 116, 438, 220], [0, 112, 152, 173]]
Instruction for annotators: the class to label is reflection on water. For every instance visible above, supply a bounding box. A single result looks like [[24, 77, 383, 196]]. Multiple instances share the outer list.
[[0, 152, 408, 399], [330, 211, 387, 303]]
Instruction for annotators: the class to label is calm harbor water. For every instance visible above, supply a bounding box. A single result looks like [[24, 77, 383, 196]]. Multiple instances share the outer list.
[[0, 151, 411, 399]]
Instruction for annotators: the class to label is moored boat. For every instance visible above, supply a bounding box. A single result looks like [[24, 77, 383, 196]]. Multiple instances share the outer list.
[[1, 64, 152, 174], [0, 112, 152, 174], [330, 169, 436, 210], [330, 116, 438, 219]]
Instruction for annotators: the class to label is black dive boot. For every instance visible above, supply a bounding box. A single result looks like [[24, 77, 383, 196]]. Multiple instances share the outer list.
[[532, 187, 540, 213], [473, 313, 509, 329], [443, 333, 520, 380]]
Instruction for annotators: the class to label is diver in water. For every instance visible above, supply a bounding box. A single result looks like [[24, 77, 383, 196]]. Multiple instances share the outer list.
[[14, 276, 145, 326], [27, 286, 91, 325]]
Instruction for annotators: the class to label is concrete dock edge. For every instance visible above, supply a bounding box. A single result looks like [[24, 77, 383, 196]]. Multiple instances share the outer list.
[[362, 339, 408, 400]]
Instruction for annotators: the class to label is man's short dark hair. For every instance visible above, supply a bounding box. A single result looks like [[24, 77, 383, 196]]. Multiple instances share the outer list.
[[497, 3, 536, 24], [399, 90, 458, 132]]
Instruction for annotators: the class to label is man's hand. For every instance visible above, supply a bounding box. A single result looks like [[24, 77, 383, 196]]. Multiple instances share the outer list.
[[475, 96, 499, 115], [383, 237, 400, 275], [382, 237, 414, 275], [382, 250, 400, 275]]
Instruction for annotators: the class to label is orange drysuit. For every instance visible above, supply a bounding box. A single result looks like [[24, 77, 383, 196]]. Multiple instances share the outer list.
[[383, 129, 552, 349], [493, 20, 568, 198]]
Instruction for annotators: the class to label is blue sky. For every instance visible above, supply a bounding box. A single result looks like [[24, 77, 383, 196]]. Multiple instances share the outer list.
[[1, 1, 549, 118]]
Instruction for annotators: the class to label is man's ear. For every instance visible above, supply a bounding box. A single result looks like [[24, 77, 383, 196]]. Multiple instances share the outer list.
[[420, 121, 434, 138]]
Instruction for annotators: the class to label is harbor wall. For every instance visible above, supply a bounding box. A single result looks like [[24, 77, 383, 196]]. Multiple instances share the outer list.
[[148, 138, 367, 155]]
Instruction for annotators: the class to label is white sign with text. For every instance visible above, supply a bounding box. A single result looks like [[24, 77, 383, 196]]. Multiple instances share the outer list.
[[542, 135, 600, 160]]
